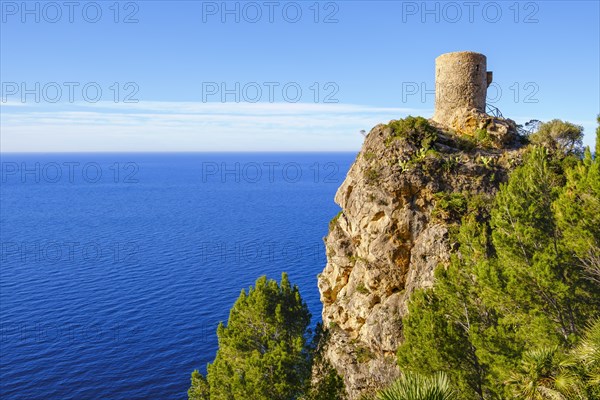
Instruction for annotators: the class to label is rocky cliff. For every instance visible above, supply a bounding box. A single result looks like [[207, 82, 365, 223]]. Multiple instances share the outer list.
[[317, 115, 524, 398]]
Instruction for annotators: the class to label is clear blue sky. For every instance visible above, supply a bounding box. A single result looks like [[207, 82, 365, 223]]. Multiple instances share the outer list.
[[1, 0, 598, 151]]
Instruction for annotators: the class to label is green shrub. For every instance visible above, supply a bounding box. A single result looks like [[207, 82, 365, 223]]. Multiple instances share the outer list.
[[329, 211, 343, 231], [356, 346, 375, 363], [364, 167, 380, 184], [442, 156, 459, 173], [364, 151, 377, 161], [386, 116, 438, 151], [454, 135, 477, 152], [431, 192, 468, 223], [373, 372, 456, 400], [474, 128, 493, 147], [356, 282, 370, 295]]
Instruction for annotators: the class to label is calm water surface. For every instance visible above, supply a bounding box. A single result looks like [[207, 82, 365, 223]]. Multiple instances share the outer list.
[[0, 152, 355, 399]]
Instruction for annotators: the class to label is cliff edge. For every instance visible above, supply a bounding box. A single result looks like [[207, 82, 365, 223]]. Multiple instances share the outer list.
[[317, 116, 525, 398]]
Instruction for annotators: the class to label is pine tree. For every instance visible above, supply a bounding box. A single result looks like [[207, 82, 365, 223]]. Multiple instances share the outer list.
[[398, 211, 499, 399], [594, 114, 600, 159], [554, 119, 600, 286], [189, 273, 311, 400], [489, 146, 581, 343], [397, 124, 600, 399], [303, 323, 347, 400], [530, 119, 585, 157], [189, 370, 210, 400]]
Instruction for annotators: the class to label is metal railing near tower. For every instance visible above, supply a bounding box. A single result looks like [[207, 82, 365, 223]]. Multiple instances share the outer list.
[[486, 103, 538, 138], [485, 104, 504, 119]]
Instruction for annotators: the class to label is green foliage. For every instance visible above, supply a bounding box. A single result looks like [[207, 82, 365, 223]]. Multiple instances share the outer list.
[[398, 158, 411, 173], [303, 323, 347, 400], [364, 151, 377, 161], [441, 156, 459, 174], [431, 192, 468, 223], [355, 346, 375, 363], [303, 361, 346, 400], [186, 118, 600, 400], [453, 135, 477, 152], [431, 192, 492, 244], [474, 129, 493, 147], [596, 115, 600, 158], [530, 119, 584, 157], [397, 127, 600, 399], [371, 372, 456, 400], [414, 147, 428, 161], [386, 116, 438, 151], [364, 167, 380, 184], [490, 146, 593, 344], [356, 282, 370, 295], [189, 370, 210, 400], [396, 287, 486, 398], [507, 320, 600, 399], [397, 213, 497, 398], [330, 211, 343, 232], [190, 273, 312, 400], [518, 119, 543, 138], [506, 346, 578, 399], [554, 129, 600, 285], [571, 320, 600, 397], [477, 155, 494, 169]]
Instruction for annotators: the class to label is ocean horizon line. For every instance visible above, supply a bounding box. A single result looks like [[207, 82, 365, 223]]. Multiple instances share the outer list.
[[0, 150, 360, 155]]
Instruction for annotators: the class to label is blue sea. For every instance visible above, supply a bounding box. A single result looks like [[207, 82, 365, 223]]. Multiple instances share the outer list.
[[0, 153, 355, 399]]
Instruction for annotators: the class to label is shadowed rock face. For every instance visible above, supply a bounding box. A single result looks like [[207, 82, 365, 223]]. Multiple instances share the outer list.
[[317, 119, 524, 399]]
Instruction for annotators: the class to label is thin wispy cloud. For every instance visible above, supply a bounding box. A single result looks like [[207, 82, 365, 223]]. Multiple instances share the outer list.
[[74, 101, 424, 115], [0, 100, 30, 107], [1, 101, 432, 152]]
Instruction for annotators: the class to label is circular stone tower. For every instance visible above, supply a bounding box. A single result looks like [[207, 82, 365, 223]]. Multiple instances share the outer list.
[[432, 51, 493, 127]]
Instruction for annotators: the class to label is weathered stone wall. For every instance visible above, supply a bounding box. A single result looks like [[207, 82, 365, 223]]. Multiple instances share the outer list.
[[432, 51, 491, 128]]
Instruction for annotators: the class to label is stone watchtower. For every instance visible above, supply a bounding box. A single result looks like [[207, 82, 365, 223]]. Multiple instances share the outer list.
[[432, 51, 493, 128]]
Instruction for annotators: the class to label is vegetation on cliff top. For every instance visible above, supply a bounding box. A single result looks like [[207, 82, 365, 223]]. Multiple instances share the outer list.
[[396, 118, 600, 399], [386, 116, 438, 151]]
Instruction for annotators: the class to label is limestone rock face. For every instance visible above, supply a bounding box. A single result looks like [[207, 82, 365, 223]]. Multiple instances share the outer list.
[[443, 107, 518, 146], [317, 118, 523, 398]]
